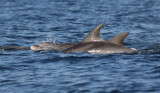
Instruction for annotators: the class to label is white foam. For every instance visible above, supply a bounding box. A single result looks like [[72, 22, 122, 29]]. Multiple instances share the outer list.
[[131, 48, 137, 51]]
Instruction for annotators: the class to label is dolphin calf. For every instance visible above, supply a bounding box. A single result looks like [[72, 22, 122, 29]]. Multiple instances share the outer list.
[[0, 42, 75, 51], [62, 23, 136, 54], [30, 42, 75, 51]]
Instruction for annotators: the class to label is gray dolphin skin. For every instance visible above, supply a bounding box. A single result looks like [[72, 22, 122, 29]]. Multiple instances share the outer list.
[[109, 32, 129, 46], [62, 23, 136, 54], [30, 42, 75, 51], [0, 42, 75, 51]]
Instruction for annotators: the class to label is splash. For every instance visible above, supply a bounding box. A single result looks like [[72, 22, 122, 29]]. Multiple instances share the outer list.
[[37, 36, 57, 44]]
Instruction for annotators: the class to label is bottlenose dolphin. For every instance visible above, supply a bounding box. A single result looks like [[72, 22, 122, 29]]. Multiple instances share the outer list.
[[0, 42, 75, 51], [30, 42, 75, 51], [62, 23, 136, 54], [0, 23, 136, 54], [30, 32, 130, 51], [0, 31, 129, 52]]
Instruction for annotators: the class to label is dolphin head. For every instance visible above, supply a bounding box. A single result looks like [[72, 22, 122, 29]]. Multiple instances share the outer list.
[[30, 45, 42, 51]]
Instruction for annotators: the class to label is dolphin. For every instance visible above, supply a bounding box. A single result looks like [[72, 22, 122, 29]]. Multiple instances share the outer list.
[[0, 23, 136, 54], [0, 42, 75, 51], [62, 23, 136, 54], [30, 32, 130, 51], [30, 42, 75, 51]]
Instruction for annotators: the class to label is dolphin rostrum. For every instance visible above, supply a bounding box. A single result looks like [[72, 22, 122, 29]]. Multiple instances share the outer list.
[[62, 23, 136, 54]]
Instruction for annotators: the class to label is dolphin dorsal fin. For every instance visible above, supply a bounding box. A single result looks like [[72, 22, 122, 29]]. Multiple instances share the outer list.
[[80, 23, 105, 43], [109, 32, 129, 46]]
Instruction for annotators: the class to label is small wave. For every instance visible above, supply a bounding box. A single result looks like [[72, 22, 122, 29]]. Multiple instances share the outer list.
[[148, 66, 160, 74], [137, 44, 160, 55], [0, 66, 13, 71]]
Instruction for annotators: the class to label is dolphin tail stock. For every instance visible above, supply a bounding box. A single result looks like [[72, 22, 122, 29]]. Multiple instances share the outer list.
[[109, 32, 129, 46]]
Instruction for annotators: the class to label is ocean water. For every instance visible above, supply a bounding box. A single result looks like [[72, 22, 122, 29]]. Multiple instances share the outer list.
[[0, 0, 160, 93]]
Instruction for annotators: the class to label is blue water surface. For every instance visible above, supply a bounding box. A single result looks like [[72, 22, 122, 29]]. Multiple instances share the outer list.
[[0, 0, 160, 93]]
